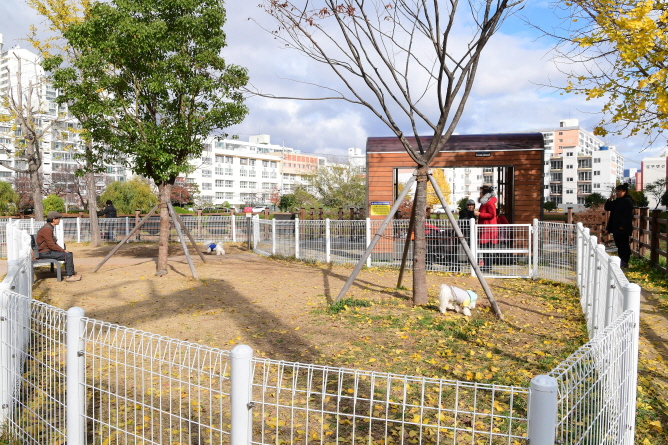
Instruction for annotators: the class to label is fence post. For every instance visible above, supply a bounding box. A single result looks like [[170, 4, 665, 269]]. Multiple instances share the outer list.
[[325, 218, 331, 263], [366, 217, 372, 268], [76, 217, 81, 244], [527, 375, 558, 445], [30, 218, 34, 234], [252, 216, 259, 250], [591, 243, 606, 335], [231, 215, 237, 243], [532, 219, 539, 280], [125, 217, 130, 238], [295, 217, 300, 259], [230, 344, 253, 445], [639, 207, 649, 257], [567, 207, 573, 225], [271, 218, 276, 256], [470, 218, 477, 277], [605, 256, 621, 328], [622, 283, 641, 444], [576, 223, 583, 289], [650, 209, 660, 267], [66, 307, 86, 445]]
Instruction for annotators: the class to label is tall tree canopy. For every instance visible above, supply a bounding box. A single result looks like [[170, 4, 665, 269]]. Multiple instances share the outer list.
[[310, 162, 365, 209], [50, 0, 249, 275], [551, 0, 668, 146], [261, 0, 522, 305]]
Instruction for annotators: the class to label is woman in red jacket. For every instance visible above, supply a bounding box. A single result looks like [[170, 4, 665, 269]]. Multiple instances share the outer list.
[[474, 185, 498, 272]]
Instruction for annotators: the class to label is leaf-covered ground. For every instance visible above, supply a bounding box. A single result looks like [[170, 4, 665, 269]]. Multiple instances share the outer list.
[[28, 243, 667, 442], [626, 256, 668, 444]]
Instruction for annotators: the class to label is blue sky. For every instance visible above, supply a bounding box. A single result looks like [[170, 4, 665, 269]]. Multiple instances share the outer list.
[[0, 0, 658, 168]]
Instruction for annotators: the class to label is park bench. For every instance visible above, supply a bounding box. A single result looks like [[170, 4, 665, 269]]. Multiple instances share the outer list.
[[30, 234, 63, 282]]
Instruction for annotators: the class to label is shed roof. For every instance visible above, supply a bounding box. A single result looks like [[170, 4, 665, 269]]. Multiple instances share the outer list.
[[366, 133, 545, 153]]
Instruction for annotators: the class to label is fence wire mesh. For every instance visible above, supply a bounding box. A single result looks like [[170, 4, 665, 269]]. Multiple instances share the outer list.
[[79, 319, 233, 444], [0, 291, 68, 445], [250, 358, 529, 445], [535, 222, 577, 284], [548, 311, 637, 445]]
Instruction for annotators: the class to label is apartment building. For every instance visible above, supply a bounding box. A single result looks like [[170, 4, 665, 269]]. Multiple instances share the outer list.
[[529, 119, 623, 208], [182, 134, 327, 208], [636, 155, 666, 208], [0, 34, 125, 209]]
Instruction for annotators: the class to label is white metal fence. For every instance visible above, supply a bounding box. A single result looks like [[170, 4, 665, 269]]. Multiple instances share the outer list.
[[0, 220, 640, 444]]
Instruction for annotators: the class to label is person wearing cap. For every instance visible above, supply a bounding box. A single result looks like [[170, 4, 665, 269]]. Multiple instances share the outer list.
[[97, 200, 118, 241], [605, 183, 635, 268], [36, 211, 82, 282], [459, 199, 476, 221]]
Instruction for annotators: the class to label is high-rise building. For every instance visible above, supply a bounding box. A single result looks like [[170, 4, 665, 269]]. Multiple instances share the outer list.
[[0, 33, 124, 210], [517, 119, 623, 208], [637, 155, 667, 208]]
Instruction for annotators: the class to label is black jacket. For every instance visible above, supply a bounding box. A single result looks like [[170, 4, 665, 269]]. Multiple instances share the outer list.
[[459, 208, 476, 220], [97, 205, 117, 218], [605, 194, 635, 235]]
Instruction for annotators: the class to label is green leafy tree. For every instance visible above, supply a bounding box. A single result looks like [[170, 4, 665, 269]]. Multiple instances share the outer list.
[[278, 186, 320, 211], [310, 163, 365, 209], [584, 193, 607, 209], [457, 197, 470, 212], [543, 201, 558, 212], [50, 0, 248, 275], [628, 189, 648, 207], [644, 178, 667, 209], [0, 181, 20, 216], [43, 194, 65, 213], [100, 179, 158, 214]]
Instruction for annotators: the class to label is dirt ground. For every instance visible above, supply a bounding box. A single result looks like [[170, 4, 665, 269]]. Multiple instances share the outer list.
[[30, 243, 582, 367]]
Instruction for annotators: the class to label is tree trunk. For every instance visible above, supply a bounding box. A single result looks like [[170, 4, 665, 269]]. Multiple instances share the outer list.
[[412, 165, 429, 306], [86, 162, 101, 246], [156, 181, 173, 276], [30, 163, 44, 221]]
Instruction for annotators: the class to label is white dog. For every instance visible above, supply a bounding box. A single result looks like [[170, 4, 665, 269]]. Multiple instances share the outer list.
[[214, 242, 225, 255], [438, 284, 478, 317], [205, 242, 225, 255]]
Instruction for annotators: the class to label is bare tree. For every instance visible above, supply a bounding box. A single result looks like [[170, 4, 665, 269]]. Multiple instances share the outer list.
[[1, 51, 63, 221], [259, 0, 523, 305]]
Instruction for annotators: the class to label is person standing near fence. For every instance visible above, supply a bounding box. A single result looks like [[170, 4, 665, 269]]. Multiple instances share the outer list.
[[97, 200, 117, 241], [475, 185, 498, 272], [37, 211, 82, 282], [605, 183, 635, 268]]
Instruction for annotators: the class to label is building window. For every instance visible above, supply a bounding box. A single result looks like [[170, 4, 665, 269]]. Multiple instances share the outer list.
[[249, 159, 256, 167], [240, 181, 248, 189], [215, 167, 224, 175], [215, 155, 224, 163], [594, 158, 601, 163], [551, 160, 563, 169], [594, 183, 600, 189], [225, 180, 233, 188], [202, 183, 212, 191], [567, 177, 574, 182], [249, 170, 256, 177], [215, 180, 224, 187], [594, 171, 600, 176], [578, 171, 592, 181], [566, 152, 573, 156], [262, 171, 269, 178], [215, 192, 224, 200], [239, 158, 248, 165], [225, 192, 233, 200], [240, 169, 248, 177], [249, 182, 257, 189], [566, 189, 574, 194], [271, 161, 277, 168], [566, 165, 573, 169], [202, 170, 212, 178]]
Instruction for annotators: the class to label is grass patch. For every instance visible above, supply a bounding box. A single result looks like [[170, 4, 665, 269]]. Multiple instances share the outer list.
[[329, 298, 372, 314]]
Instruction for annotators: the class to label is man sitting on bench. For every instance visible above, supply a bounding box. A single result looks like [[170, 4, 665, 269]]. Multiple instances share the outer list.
[[36, 211, 82, 282]]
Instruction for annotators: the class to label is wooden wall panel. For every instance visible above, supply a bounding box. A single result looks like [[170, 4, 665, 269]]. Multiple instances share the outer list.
[[366, 134, 545, 224]]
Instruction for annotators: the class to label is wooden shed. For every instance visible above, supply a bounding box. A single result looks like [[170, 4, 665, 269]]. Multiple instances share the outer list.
[[366, 133, 545, 224]]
